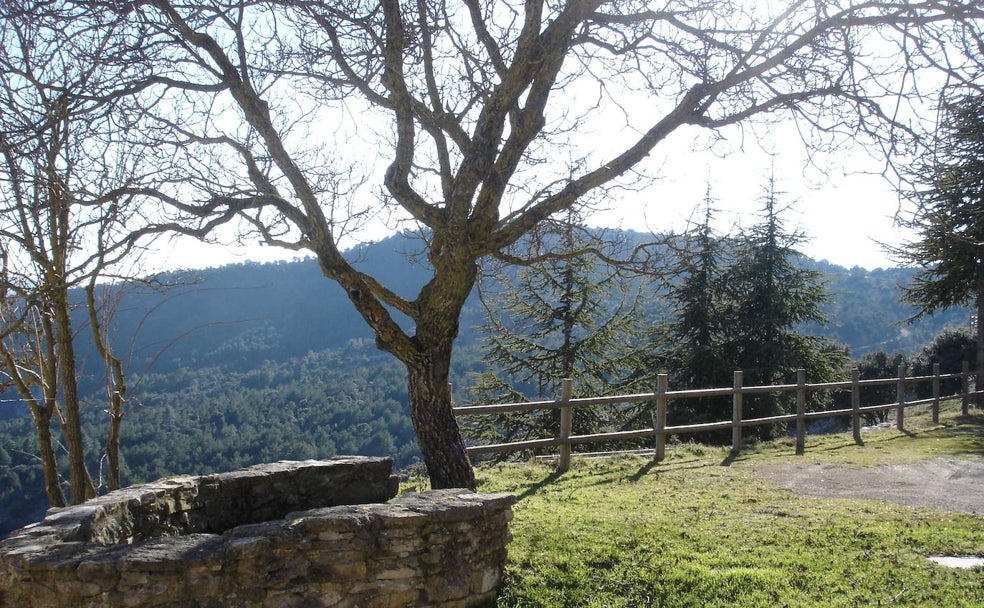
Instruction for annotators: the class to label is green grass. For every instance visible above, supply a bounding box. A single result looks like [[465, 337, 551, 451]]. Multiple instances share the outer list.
[[465, 402, 984, 607]]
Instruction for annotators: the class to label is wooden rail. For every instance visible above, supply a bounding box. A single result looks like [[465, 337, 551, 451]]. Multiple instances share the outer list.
[[453, 363, 980, 472]]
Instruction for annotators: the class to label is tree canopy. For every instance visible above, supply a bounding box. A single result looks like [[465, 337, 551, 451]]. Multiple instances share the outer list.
[[465, 213, 651, 449]]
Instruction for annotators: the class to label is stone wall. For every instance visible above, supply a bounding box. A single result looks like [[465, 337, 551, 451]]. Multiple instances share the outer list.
[[0, 457, 515, 608]]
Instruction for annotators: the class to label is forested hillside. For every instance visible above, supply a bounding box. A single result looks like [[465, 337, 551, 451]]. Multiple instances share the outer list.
[[0, 232, 971, 535], [75, 233, 971, 379]]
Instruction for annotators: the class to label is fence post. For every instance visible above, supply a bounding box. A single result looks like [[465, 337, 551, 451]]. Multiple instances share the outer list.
[[896, 364, 906, 432], [557, 378, 573, 473], [731, 371, 743, 456], [655, 374, 668, 462], [795, 369, 806, 455], [962, 361, 970, 416], [932, 363, 940, 424], [851, 367, 863, 446]]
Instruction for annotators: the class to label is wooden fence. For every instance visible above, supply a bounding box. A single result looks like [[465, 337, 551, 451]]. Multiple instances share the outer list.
[[453, 362, 980, 472]]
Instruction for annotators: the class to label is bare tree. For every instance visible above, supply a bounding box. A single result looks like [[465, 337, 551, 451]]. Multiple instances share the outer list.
[[0, 4, 155, 504], [107, 0, 983, 488]]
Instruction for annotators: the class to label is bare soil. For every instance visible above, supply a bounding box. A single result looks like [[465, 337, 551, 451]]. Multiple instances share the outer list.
[[756, 456, 984, 515]]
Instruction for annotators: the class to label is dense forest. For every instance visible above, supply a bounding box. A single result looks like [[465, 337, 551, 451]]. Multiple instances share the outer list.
[[0, 231, 971, 535]]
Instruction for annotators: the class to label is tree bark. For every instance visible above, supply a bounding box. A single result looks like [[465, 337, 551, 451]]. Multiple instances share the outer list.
[[105, 397, 123, 491], [1, 322, 68, 506], [52, 292, 97, 503], [29, 404, 67, 507], [86, 283, 126, 491], [406, 354, 475, 490], [976, 264, 984, 407]]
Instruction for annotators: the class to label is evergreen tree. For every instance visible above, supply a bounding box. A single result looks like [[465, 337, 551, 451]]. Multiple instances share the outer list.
[[909, 327, 976, 399], [894, 93, 984, 399], [465, 211, 651, 452], [661, 193, 735, 431], [722, 175, 848, 439]]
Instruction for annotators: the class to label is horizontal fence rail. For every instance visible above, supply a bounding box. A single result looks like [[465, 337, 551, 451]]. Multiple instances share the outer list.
[[453, 362, 980, 472]]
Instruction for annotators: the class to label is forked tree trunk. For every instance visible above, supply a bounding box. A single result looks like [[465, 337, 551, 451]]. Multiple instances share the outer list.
[[2, 326, 68, 507], [406, 349, 475, 490], [53, 297, 97, 503]]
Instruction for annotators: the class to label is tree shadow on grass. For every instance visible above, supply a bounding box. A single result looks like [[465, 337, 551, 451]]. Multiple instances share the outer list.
[[513, 454, 722, 499], [629, 458, 659, 482], [923, 413, 984, 455], [514, 470, 564, 501]]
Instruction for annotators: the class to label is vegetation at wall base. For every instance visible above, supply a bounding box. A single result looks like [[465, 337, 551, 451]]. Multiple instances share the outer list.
[[468, 402, 983, 607]]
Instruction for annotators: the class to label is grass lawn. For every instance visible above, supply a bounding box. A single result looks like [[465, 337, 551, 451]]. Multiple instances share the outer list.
[[464, 402, 984, 607]]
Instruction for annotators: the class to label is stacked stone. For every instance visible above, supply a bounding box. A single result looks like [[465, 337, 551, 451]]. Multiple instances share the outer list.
[[0, 458, 515, 608]]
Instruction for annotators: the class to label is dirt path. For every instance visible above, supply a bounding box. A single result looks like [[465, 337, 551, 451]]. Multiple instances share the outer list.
[[756, 456, 984, 515]]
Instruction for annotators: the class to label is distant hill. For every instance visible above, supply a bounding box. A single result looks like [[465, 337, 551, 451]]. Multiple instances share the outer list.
[[90, 231, 967, 377], [0, 230, 971, 536], [83, 233, 486, 381]]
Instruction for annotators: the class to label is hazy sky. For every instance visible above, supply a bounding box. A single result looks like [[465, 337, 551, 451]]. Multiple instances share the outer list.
[[155, 122, 913, 273], [590, 123, 914, 271]]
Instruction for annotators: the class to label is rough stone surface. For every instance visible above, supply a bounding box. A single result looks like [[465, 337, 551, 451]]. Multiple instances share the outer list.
[[0, 457, 515, 608]]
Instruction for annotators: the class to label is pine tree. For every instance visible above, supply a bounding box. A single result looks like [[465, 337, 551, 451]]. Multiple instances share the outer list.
[[661, 193, 735, 432], [465, 211, 651, 452], [721, 175, 848, 439], [894, 93, 984, 399]]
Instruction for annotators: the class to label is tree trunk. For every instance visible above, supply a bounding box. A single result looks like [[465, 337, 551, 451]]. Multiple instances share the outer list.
[[30, 407, 67, 507], [405, 351, 475, 490], [52, 295, 97, 503], [87, 283, 126, 492], [105, 402, 123, 492], [976, 268, 984, 407]]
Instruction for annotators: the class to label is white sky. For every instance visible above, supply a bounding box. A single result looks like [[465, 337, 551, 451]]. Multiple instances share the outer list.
[[589, 123, 914, 271], [147, 3, 931, 275], [155, 122, 914, 274]]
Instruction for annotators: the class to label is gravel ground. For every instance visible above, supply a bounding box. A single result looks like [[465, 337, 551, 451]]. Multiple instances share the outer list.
[[756, 456, 984, 515]]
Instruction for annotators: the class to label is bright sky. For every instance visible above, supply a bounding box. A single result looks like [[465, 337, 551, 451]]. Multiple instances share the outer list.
[[156, 123, 913, 274], [590, 123, 915, 271], [147, 3, 929, 275]]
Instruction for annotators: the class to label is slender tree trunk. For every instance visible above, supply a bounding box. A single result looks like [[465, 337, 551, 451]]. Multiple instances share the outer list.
[[0, 336, 67, 506], [105, 396, 123, 491], [52, 294, 97, 503], [29, 404, 67, 507], [976, 265, 984, 407], [405, 348, 475, 490], [87, 283, 125, 491]]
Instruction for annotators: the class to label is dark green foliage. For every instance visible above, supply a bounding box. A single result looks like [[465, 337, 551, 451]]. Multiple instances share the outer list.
[[722, 179, 849, 438], [58, 232, 972, 384], [0, 232, 975, 534], [804, 263, 967, 354], [896, 94, 984, 317], [659, 201, 736, 432], [895, 93, 984, 398], [889, 104, 983, 399], [909, 327, 977, 398], [464, 215, 652, 452], [0, 345, 419, 536], [854, 350, 908, 425], [658, 181, 849, 442]]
